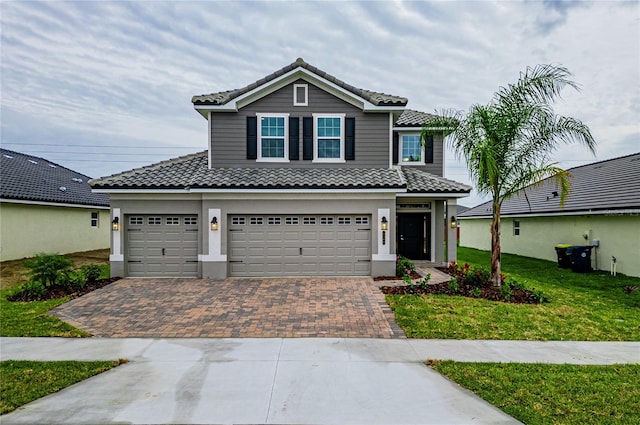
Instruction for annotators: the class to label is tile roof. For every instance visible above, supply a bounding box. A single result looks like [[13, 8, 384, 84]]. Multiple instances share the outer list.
[[192, 58, 408, 107], [401, 167, 472, 194], [395, 109, 439, 127], [90, 151, 471, 195], [460, 152, 640, 217], [1, 148, 109, 207]]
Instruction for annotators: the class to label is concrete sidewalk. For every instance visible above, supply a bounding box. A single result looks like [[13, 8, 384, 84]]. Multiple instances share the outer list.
[[1, 338, 638, 425]]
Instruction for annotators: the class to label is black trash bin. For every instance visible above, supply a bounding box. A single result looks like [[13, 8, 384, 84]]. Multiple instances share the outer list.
[[554, 244, 573, 269], [571, 245, 593, 273]]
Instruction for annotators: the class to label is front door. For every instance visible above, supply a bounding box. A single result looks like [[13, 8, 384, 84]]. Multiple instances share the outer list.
[[397, 214, 429, 260]]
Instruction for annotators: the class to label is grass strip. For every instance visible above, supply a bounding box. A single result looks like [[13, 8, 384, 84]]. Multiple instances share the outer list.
[[428, 361, 640, 425], [386, 247, 640, 340], [0, 360, 126, 415]]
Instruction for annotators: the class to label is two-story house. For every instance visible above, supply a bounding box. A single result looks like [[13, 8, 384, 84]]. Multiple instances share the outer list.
[[90, 59, 471, 278]]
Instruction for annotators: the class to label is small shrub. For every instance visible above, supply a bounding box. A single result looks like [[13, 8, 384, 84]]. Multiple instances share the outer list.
[[11, 280, 46, 300], [447, 277, 460, 293], [463, 267, 491, 288], [396, 256, 416, 277], [23, 253, 73, 288], [499, 281, 512, 301], [532, 288, 550, 303], [508, 279, 526, 291], [63, 270, 88, 290], [81, 265, 102, 282], [471, 287, 482, 297], [419, 273, 431, 290]]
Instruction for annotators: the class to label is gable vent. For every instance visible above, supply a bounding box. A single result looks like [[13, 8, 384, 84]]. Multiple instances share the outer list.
[[3, 154, 13, 159], [28, 160, 38, 164], [59, 186, 67, 192]]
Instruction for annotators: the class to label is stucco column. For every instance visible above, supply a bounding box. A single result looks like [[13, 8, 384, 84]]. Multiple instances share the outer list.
[[200, 207, 227, 278], [447, 199, 458, 264], [109, 207, 124, 277], [434, 201, 445, 263]]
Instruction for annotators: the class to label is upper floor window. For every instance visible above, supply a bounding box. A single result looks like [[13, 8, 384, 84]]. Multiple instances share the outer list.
[[293, 84, 308, 106], [513, 220, 521, 236], [257, 113, 289, 162], [400, 134, 424, 165], [313, 113, 345, 162]]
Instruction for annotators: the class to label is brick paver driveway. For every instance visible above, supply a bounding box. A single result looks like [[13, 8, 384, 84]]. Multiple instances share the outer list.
[[51, 278, 405, 338]]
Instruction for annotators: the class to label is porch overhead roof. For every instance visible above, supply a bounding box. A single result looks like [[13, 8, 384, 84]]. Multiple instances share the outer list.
[[90, 151, 471, 195]]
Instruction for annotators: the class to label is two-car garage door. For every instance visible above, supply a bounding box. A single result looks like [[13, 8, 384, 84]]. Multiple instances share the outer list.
[[228, 214, 371, 276]]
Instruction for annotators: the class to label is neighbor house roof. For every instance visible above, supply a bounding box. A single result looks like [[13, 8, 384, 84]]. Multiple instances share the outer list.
[[459, 152, 640, 218], [1, 148, 109, 207], [90, 151, 471, 195], [192, 58, 408, 107]]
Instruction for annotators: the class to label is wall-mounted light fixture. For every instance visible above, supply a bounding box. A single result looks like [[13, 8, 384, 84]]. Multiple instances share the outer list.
[[111, 216, 119, 231], [210, 216, 218, 231], [450, 216, 457, 229], [381, 216, 388, 245]]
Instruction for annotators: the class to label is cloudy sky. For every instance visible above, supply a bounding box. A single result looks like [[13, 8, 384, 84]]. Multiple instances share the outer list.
[[1, 0, 638, 206]]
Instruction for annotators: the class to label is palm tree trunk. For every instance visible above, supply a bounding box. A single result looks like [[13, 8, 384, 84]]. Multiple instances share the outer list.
[[490, 200, 502, 287]]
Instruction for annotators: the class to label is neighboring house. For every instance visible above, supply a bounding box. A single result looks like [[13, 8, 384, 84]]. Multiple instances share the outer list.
[[459, 153, 640, 277], [0, 148, 110, 262], [90, 58, 471, 278]]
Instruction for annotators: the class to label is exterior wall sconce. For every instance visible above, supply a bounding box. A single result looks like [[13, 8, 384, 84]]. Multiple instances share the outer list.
[[111, 216, 119, 231], [381, 216, 388, 245], [450, 216, 457, 229], [210, 216, 218, 231]]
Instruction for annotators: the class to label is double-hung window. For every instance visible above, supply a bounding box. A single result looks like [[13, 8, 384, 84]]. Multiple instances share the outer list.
[[313, 113, 345, 162], [400, 134, 424, 165], [257, 113, 289, 162]]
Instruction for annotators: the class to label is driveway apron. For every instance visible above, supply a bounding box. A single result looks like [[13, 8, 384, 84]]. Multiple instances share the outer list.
[[50, 277, 405, 338]]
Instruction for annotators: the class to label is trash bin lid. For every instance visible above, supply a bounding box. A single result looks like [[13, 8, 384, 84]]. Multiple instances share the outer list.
[[555, 244, 573, 248]]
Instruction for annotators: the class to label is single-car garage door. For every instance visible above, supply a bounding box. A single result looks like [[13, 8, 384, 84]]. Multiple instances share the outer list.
[[126, 215, 199, 277], [228, 214, 371, 276]]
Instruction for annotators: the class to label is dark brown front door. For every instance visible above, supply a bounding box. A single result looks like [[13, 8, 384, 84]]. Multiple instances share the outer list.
[[397, 214, 429, 260]]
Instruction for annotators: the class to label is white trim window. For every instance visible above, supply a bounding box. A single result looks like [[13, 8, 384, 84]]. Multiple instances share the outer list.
[[293, 83, 308, 106], [90, 211, 99, 227], [400, 133, 424, 165], [313, 113, 345, 162], [513, 220, 521, 236], [257, 113, 289, 162]]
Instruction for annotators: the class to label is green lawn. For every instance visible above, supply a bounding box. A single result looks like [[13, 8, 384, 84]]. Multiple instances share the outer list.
[[429, 361, 640, 425], [0, 289, 89, 337], [387, 247, 640, 340], [0, 360, 126, 415]]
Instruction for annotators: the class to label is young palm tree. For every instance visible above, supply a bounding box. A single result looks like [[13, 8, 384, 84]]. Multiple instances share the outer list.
[[424, 65, 596, 286]]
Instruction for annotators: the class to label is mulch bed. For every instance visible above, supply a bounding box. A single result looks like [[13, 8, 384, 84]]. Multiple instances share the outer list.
[[379, 267, 542, 304], [7, 277, 121, 302]]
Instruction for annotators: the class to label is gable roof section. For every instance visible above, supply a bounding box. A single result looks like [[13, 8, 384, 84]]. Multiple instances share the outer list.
[[192, 58, 408, 113], [460, 152, 640, 218], [1, 148, 109, 207], [90, 151, 470, 195], [395, 109, 439, 127]]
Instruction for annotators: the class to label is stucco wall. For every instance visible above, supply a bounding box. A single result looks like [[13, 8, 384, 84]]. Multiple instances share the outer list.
[[0, 202, 110, 261], [460, 214, 640, 277]]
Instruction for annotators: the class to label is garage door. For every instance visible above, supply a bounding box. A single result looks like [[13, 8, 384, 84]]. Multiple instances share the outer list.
[[126, 215, 199, 277], [228, 215, 371, 276]]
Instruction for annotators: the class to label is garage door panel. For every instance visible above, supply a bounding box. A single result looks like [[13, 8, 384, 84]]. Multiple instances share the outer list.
[[126, 214, 198, 277], [229, 214, 371, 277]]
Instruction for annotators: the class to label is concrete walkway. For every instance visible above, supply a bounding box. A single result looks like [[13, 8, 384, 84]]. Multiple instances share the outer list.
[[1, 338, 638, 425]]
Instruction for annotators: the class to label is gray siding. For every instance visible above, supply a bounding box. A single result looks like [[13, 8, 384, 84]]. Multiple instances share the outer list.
[[210, 80, 389, 168]]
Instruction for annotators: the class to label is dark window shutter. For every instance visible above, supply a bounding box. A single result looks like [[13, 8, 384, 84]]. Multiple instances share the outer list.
[[425, 134, 434, 164], [345, 117, 355, 161], [392, 132, 399, 165], [289, 117, 299, 160], [302, 117, 313, 160], [246, 116, 257, 160]]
